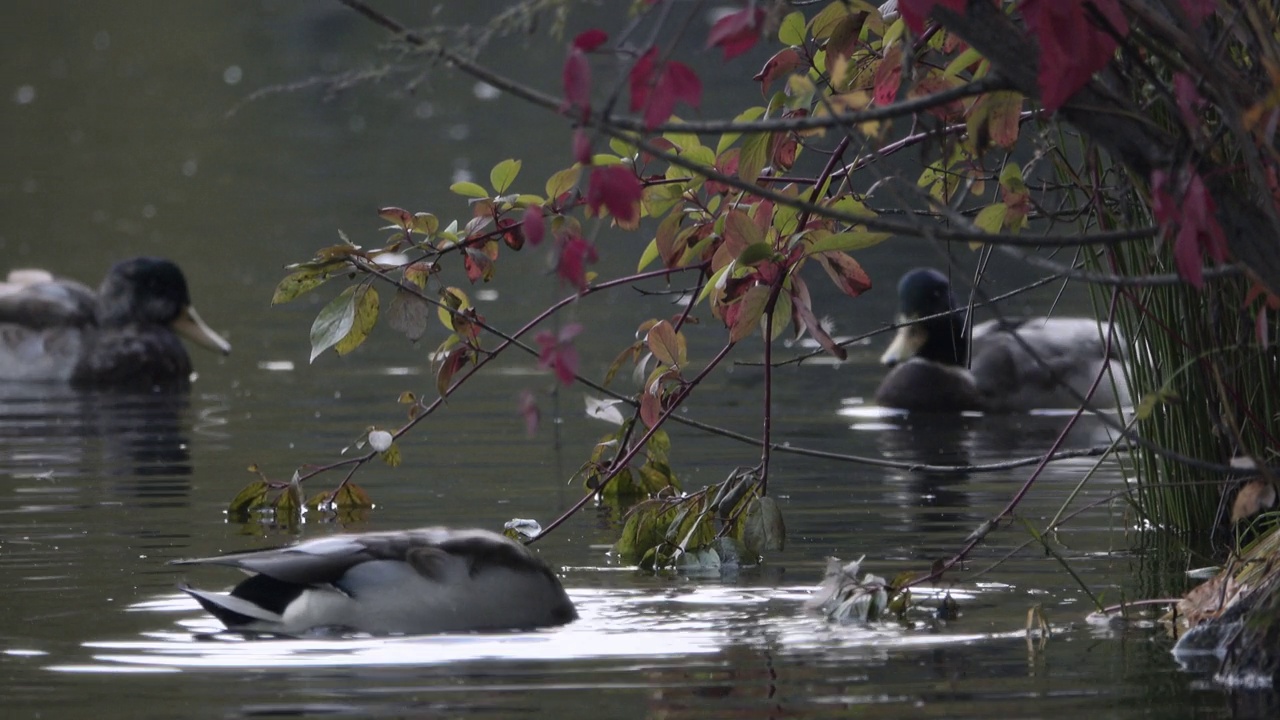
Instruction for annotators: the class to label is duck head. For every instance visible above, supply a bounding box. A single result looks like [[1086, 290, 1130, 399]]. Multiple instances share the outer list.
[[97, 257, 231, 355], [879, 268, 968, 367]]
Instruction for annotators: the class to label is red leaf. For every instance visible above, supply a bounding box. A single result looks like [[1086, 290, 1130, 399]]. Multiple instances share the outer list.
[[630, 51, 702, 129], [536, 323, 582, 386], [629, 48, 658, 114], [557, 234, 598, 291], [562, 48, 591, 114], [816, 251, 873, 297], [898, 0, 967, 35], [573, 29, 608, 52], [518, 390, 540, 437], [522, 205, 545, 247], [1179, 0, 1216, 27], [754, 48, 806, 96], [587, 165, 642, 225], [707, 8, 766, 60], [1173, 72, 1203, 130], [873, 46, 903, 106], [1152, 169, 1229, 290], [1021, 0, 1129, 111], [572, 129, 592, 165]]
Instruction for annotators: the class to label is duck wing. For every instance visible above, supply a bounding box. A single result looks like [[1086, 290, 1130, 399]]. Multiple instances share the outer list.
[[971, 318, 1126, 409], [0, 273, 97, 329]]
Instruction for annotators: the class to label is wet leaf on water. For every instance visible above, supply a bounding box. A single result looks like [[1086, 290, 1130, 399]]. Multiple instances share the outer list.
[[334, 481, 373, 509], [228, 479, 270, 514], [272, 481, 304, 515]]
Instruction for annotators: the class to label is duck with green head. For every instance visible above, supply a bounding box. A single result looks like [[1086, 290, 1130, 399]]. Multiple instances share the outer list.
[[0, 257, 230, 389], [874, 268, 1129, 412]]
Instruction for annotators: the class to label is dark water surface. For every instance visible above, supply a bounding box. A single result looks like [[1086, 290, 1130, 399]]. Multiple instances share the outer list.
[[0, 2, 1259, 718]]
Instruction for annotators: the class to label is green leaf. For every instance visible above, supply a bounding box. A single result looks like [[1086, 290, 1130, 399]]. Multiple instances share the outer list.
[[778, 10, 806, 46], [489, 158, 522, 194], [334, 285, 379, 356], [637, 237, 661, 271], [379, 442, 402, 467], [309, 286, 358, 363], [738, 242, 775, 267], [411, 212, 439, 236], [739, 132, 769, 183], [545, 165, 582, 199], [741, 495, 786, 556], [227, 479, 269, 514], [271, 263, 344, 305], [804, 230, 891, 255], [716, 106, 766, 156], [450, 181, 489, 198], [974, 203, 1008, 234]]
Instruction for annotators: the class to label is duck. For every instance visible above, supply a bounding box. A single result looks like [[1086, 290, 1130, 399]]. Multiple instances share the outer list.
[[874, 268, 1129, 412], [0, 257, 230, 388], [172, 526, 579, 636]]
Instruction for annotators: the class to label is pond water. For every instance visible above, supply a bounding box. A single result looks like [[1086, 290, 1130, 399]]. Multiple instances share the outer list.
[[0, 2, 1267, 718]]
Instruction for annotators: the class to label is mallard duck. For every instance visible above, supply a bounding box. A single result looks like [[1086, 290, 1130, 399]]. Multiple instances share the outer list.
[[874, 268, 1129, 412], [173, 527, 578, 636], [0, 257, 230, 388]]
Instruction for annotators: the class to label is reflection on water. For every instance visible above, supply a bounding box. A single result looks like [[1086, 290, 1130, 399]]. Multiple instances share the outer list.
[[0, 383, 205, 508]]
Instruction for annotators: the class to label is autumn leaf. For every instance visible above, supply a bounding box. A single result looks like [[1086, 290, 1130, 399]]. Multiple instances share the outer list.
[[816, 251, 873, 297], [522, 205, 546, 246], [536, 323, 582, 386], [630, 49, 703, 129], [573, 29, 608, 52], [557, 234, 599, 291], [519, 389, 540, 437], [1021, 0, 1129, 111], [707, 7, 766, 60], [1151, 168, 1229, 289], [898, 0, 967, 34], [563, 48, 592, 115], [754, 48, 805, 97], [586, 165, 642, 226]]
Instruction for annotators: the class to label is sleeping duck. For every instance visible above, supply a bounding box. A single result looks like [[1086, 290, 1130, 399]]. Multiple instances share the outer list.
[[173, 527, 578, 636], [874, 268, 1129, 412], [0, 257, 230, 388]]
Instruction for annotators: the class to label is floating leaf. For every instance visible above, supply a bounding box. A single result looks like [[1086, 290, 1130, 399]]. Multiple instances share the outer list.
[[228, 479, 270, 514], [489, 158, 522, 194]]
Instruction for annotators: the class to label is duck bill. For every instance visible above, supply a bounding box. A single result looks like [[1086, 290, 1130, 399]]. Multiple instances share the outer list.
[[173, 305, 232, 355], [879, 316, 923, 366]]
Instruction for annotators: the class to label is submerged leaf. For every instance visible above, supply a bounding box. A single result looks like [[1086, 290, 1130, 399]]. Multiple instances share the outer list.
[[227, 479, 270, 514]]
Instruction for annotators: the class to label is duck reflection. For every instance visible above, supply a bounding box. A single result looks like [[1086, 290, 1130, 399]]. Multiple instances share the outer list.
[[0, 382, 201, 506]]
